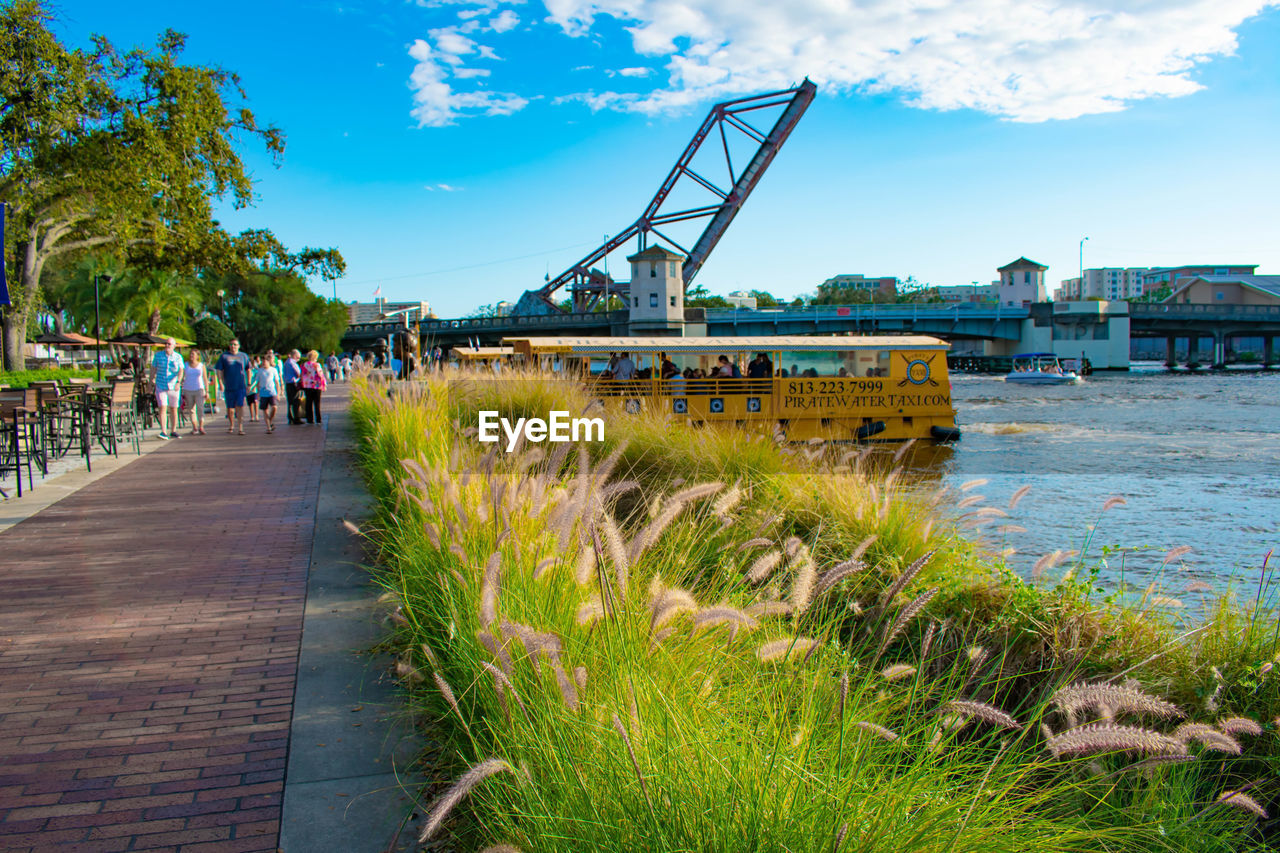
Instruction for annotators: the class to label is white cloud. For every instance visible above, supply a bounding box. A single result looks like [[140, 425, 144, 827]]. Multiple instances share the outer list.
[[431, 26, 479, 60], [541, 0, 1278, 122], [424, 183, 464, 191], [454, 67, 493, 78], [490, 9, 520, 31], [408, 37, 529, 126], [615, 66, 653, 77]]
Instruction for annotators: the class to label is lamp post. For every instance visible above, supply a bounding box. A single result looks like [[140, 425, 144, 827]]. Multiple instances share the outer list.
[[94, 273, 111, 382], [1078, 237, 1089, 299], [216, 289, 225, 322]]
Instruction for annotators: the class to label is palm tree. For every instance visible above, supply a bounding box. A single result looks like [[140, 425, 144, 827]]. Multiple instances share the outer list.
[[121, 270, 201, 335]]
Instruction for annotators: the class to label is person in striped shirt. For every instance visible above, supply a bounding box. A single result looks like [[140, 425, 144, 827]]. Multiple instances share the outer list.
[[149, 337, 186, 441]]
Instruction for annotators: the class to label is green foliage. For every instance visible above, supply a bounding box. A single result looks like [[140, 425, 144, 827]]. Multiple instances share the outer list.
[[684, 283, 731, 308], [348, 373, 1280, 853], [0, 367, 98, 387], [209, 270, 348, 354], [192, 316, 234, 352], [747, 288, 782, 307]]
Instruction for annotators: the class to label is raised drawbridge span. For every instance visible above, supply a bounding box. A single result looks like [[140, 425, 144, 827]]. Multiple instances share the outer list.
[[513, 79, 817, 316]]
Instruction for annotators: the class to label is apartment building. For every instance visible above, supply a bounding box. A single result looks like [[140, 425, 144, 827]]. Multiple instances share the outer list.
[[347, 300, 432, 324], [1140, 265, 1258, 294], [818, 274, 899, 299], [1056, 268, 1149, 301]]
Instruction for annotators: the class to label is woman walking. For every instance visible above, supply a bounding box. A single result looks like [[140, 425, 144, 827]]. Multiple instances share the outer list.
[[182, 350, 208, 435], [300, 349, 327, 425]]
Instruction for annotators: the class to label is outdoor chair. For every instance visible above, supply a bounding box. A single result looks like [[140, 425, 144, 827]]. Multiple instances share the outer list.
[[0, 396, 41, 497], [39, 385, 93, 472], [90, 381, 142, 458]]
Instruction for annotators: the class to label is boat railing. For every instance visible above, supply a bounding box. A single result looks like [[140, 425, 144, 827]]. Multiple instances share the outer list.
[[586, 377, 777, 397]]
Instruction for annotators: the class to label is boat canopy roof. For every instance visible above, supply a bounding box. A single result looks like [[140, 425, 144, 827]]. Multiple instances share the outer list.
[[1012, 353, 1061, 358], [504, 335, 950, 356], [454, 346, 514, 359]]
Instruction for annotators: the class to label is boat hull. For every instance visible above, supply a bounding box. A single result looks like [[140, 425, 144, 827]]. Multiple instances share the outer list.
[[1004, 373, 1081, 385]]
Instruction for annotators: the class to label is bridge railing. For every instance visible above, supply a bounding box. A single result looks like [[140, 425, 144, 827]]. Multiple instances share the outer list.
[[703, 304, 1029, 323], [418, 312, 615, 332], [1129, 303, 1280, 318]]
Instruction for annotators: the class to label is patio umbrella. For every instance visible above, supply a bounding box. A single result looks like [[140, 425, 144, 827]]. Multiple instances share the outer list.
[[110, 332, 195, 347], [35, 330, 83, 345]]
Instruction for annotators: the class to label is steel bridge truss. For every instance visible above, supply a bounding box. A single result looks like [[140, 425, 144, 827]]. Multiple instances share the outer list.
[[517, 78, 817, 315]]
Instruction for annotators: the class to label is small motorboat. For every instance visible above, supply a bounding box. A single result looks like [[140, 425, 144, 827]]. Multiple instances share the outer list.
[[1004, 353, 1082, 385]]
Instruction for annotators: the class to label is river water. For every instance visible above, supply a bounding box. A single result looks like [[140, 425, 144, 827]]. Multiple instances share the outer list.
[[907, 365, 1280, 597]]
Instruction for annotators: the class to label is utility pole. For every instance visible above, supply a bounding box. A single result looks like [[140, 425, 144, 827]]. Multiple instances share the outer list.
[[1079, 236, 1089, 299], [94, 274, 112, 382]]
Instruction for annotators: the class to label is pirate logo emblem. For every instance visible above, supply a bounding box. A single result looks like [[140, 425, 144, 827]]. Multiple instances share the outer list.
[[747, 397, 762, 412], [672, 398, 688, 414], [709, 398, 725, 413], [899, 353, 939, 387]]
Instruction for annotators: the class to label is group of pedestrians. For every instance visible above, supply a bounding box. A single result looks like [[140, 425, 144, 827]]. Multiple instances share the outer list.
[[148, 338, 331, 440]]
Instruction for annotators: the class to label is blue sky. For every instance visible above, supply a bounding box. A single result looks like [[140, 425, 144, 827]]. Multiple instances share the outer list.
[[55, 0, 1280, 317]]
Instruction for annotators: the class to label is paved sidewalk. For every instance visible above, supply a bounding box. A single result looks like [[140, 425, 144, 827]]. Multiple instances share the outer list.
[[0, 395, 347, 851]]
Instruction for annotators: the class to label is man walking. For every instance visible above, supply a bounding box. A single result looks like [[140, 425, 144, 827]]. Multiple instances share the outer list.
[[214, 338, 252, 435], [149, 337, 185, 440], [283, 349, 303, 426]]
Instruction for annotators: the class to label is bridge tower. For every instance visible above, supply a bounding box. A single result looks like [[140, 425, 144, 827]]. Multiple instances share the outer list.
[[626, 245, 686, 335]]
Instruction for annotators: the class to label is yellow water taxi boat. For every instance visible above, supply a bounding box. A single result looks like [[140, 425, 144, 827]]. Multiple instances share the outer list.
[[503, 335, 960, 442]]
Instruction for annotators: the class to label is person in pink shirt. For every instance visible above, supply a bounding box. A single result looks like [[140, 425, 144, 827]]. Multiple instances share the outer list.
[[299, 349, 328, 425]]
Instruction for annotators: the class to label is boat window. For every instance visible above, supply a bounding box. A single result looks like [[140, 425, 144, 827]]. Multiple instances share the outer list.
[[777, 349, 889, 378]]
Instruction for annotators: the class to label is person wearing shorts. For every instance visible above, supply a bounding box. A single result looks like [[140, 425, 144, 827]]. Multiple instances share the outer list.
[[215, 339, 252, 434], [149, 337, 185, 440], [245, 355, 260, 422], [255, 356, 281, 434], [182, 349, 207, 434]]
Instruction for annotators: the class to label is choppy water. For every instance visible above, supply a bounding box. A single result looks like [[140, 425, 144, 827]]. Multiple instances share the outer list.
[[906, 365, 1280, 595]]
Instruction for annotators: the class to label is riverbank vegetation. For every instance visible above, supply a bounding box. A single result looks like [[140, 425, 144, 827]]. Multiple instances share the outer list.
[[350, 372, 1278, 852]]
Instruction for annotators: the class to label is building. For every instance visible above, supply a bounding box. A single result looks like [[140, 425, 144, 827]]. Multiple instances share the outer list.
[[1056, 268, 1150, 301], [725, 290, 758, 309], [997, 257, 1048, 306], [1164, 275, 1280, 306], [626, 245, 686, 334], [934, 283, 999, 304], [985, 301, 1132, 369], [818, 274, 899, 299], [347, 300, 432, 324], [1140, 265, 1258, 295]]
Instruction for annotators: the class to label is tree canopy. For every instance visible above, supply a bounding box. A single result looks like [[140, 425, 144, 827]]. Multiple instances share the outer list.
[[0, 0, 345, 368], [208, 270, 349, 355]]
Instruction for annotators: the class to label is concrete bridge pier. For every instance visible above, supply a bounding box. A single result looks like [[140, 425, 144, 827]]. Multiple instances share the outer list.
[[1212, 330, 1227, 369], [1265, 336, 1275, 369], [1165, 336, 1178, 368]]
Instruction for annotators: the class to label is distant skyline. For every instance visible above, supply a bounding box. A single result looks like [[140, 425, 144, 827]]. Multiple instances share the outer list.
[[53, 0, 1280, 317]]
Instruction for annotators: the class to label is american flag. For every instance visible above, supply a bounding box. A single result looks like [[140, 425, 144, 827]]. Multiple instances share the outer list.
[[372, 285, 382, 298]]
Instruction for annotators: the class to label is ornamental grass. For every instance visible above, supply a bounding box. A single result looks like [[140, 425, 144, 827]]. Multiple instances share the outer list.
[[350, 371, 1279, 852]]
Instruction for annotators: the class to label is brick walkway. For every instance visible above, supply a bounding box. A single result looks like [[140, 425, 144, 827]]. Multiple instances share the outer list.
[[0, 399, 337, 851]]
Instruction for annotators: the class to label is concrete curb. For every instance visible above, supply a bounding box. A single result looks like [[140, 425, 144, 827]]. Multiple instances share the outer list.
[[279, 389, 424, 852]]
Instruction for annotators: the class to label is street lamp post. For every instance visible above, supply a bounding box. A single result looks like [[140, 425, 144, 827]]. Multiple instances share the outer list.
[[1078, 237, 1089, 299], [94, 273, 111, 382]]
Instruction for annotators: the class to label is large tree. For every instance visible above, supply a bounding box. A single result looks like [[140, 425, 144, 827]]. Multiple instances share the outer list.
[[0, 1, 339, 369], [209, 269, 349, 355]]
